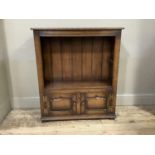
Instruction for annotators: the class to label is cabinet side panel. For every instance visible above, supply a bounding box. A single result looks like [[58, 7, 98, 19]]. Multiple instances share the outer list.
[[33, 31, 44, 116], [62, 38, 72, 81], [112, 33, 121, 112], [72, 38, 82, 81]]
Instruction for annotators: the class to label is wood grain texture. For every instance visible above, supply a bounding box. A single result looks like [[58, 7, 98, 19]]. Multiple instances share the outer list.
[[41, 37, 114, 83], [112, 33, 121, 113], [31, 27, 124, 30], [82, 38, 92, 80], [33, 31, 45, 116], [61, 38, 72, 81], [51, 38, 62, 81], [72, 38, 82, 80], [32, 28, 123, 121], [92, 38, 103, 80], [45, 81, 111, 95], [102, 38, 113, 80], [38, 30, 122, 37], [41, 38, 53, 83]]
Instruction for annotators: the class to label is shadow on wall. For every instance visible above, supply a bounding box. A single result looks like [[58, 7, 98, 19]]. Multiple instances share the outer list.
[[0, 21, 11, 122], [1, 22, 14, 103], [134, 21, 155, 114], [116, 44, 129, 105], [10, 37, 40, 108], [117, 21, 155, 114]]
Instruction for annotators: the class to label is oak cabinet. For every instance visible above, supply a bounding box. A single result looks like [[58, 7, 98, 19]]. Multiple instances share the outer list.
[[32, 28, 123, 121]]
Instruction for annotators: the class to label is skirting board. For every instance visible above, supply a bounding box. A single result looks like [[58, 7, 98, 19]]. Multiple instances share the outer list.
[[12, 94, 155, 109]]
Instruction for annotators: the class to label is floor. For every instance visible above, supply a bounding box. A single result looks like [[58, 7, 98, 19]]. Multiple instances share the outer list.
[[0, 105, 155, 135]]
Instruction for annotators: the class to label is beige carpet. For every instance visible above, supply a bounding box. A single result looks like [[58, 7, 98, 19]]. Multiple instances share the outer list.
[[0, 106, 155, 135]]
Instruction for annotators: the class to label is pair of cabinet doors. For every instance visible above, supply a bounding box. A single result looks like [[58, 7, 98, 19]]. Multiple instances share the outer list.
[[42, 88, 114, 121]]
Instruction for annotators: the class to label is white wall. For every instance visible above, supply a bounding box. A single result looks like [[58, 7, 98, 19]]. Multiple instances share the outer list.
[[2, 19, 155, 108], [0, 20, 11, 121]]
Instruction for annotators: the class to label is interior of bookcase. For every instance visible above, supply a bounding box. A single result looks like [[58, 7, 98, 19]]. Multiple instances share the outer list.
[[40, 36, 114, 91]]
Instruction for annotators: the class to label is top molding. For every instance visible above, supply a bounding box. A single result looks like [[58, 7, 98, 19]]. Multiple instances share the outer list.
[[31, 28, 124, 37], [31, 27, 124, 31]]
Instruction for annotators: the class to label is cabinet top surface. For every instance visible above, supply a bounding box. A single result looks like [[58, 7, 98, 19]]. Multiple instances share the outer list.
[[31, 27, 124, 31]]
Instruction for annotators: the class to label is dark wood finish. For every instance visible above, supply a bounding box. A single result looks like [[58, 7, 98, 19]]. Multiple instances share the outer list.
[[31, 28, 124, 30], [51, 38, 62, 81], [72, 38, 82, 81], [82, 38, 92, 80], [33, 31, 45, 116], [32, 28, 123, 121], [61, 38, 72, 81], [40, 37, 115, 83], [92, 37, 102, 80], [41, 114, 116, 122]]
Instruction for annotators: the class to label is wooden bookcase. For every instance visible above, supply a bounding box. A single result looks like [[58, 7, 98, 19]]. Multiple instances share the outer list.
[[32, 28, 123, 121]]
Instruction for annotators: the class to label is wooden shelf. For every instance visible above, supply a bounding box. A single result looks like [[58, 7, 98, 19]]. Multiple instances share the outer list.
[[45, 81, 111, 92]]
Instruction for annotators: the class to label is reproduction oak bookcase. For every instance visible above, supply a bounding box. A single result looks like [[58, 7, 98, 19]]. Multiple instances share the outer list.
[[32, 28, 123, 121]]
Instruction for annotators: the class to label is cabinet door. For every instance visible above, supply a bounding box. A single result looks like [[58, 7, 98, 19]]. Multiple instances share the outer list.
[[43, 94, 77, 116], [80, 92, 108, 115]]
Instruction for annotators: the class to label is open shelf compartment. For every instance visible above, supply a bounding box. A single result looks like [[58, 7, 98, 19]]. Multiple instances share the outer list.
[[41, 36, 114, 92]]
